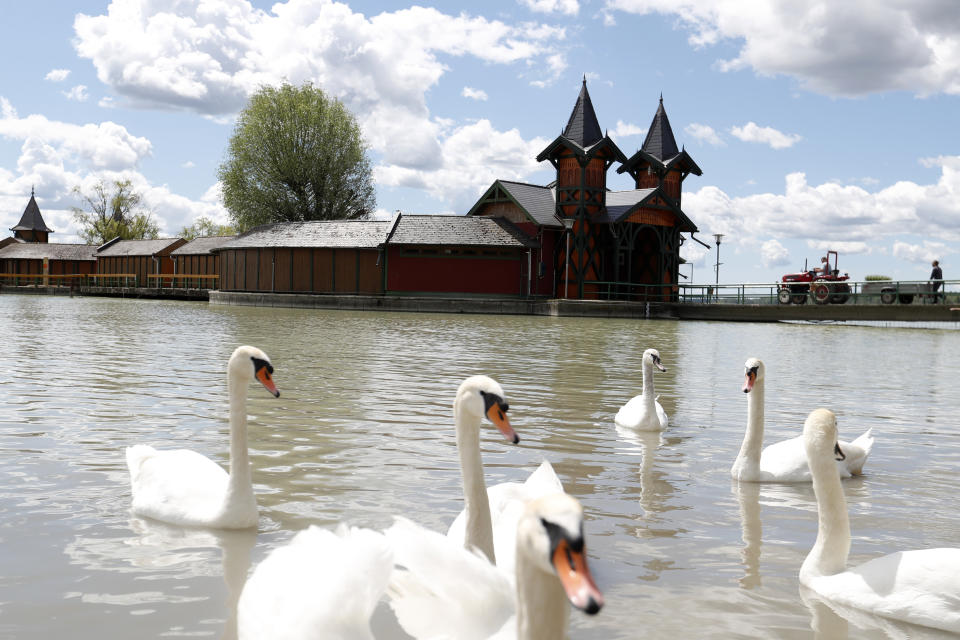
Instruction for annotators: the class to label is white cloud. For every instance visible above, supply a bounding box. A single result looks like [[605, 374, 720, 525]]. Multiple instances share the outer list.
[[892, 240, 950, 264], [63, 85, 89, 102], [683, 157, 960, 252], [730, 122, 801, 149], [0, 98, 224, 241], [611, 120, 645, 138], [72, 0, 568, 200], [760, 239, 790, 268], [374, 118, 550, 210], [806, 240, 871, 255], [45, 69, 71, 82], [181, 160, 196, 169], [462, 87, 489, 101], [604, 0, 960, 97], [685, 122, 723, 146], [520, 0, 579, 16]]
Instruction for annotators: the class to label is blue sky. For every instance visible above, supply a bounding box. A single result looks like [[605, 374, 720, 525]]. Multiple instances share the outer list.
[[1, 0, 958, 285]]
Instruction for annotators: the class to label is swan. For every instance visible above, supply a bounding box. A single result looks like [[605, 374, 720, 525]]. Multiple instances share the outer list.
[[799, 408, 960, 634], [731, 357, 873, 482], [237, 524, 393, 640], [126, 345, 280, 529], [615, 348, 668, 431], [445, 376, 563, 577], [387, 492, 604, 640]]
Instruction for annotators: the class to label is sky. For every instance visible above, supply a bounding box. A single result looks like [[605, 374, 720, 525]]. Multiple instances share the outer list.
[[1, 0, 959, 285]]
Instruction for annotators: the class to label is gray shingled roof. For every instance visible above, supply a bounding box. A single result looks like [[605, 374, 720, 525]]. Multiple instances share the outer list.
[[498, 181, 561, 227], [605, 188, 658, 208], [0, 243, 96, 261], [641, 97, 680, 162], [217, 221, 391, 250], [171, 236, 234, 256], [10, 194, 53, 233], [562, 79, 603, 148], [388, 215, 535, 247], [97, 238, 184, 257]]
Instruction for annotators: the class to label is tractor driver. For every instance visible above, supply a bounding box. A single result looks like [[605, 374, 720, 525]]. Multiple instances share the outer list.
[[819, 256, 831, 277]]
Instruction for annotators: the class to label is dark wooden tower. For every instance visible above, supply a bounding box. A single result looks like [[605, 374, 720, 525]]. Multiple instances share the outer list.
[[10, 189, 53, 243], [536, 79, 626, 298], [613, 96, 702, 299]]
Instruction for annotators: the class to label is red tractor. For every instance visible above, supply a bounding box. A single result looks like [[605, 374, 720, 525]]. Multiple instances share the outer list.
[[777, 250, 851, 305]]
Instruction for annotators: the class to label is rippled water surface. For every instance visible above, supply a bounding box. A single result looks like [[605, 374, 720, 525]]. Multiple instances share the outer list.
[[1, 294, 959, 639]]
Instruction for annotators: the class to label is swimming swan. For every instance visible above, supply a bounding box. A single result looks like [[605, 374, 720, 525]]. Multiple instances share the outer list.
[[445, 376, 563, 577], [388, 492, 604, 640], [126, 345, 279, 529], [731, 357, 873, 483], [800, 408, 960, 634], [237, 524, 393, 640], [615, 348, 668, 431]]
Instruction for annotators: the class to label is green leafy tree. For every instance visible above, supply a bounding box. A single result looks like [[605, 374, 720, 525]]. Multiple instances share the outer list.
[[178, 217, 236, 241], [71, 179, 160, 245], [218, 82, 376, 231]]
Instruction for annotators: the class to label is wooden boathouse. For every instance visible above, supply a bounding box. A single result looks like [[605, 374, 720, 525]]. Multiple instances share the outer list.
[[468, 81, 703, 301], [95, 237, 187, 286]]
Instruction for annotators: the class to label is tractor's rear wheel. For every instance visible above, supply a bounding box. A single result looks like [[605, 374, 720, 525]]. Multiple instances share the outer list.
[[813, 283, 831, 305]]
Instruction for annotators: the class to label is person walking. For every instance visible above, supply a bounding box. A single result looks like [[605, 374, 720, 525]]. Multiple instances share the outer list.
[[929, 260, 944, 302]]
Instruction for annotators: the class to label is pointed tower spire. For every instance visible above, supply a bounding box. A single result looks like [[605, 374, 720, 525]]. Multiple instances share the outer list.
[[10, 190, 54, 242], [641, 95, 679, 161], [562, 77, 603, 148]]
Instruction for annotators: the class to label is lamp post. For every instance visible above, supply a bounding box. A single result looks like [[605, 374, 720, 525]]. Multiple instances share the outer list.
[[563, 218, 575, 299], [713, 233, 724, 302]]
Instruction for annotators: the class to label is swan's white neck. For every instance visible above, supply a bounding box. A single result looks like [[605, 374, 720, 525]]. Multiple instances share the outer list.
[[733, 378, 764, 478], [455, 401, 495, 564], [641, 358, 656, 408], [515, 546, 569, 640], [225, 374, 254, 509], [800, 443, 850, 582]]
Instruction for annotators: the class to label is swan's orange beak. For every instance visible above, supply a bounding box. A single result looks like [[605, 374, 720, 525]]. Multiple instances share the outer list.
[[486, 402, 518, 444], [552, 538, 603, 615], [743, 370, 756, 393], [256, 366, 280, 398]]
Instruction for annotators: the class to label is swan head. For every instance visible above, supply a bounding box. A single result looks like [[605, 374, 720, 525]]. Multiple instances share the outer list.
[[517, 493, 603, 615], [742, 357, 764, 393], [454, 375, 518, 444], [229, 346, 280, 398], [643, 349, 667, 372], [803, 408, 846, 462]]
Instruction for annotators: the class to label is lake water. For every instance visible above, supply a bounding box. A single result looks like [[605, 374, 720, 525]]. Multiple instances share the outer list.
[[1, 294, 959, 639]]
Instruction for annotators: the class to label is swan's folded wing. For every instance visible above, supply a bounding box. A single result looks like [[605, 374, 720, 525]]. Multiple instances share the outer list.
[[759, 435, 812, 482], [839, 428, 874, 476], [387, 517, 514, 640], [128, 448, 230, 524], [810, 549, 960, 634], [238, 525, 393, 640]]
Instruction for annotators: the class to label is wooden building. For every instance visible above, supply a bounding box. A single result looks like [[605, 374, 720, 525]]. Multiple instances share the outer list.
[[468, 81, 704, 301], [215, 221, 390, 294], [95, 238, 187, 286], [170, 236, 233, 288], [383, 214, 537, 296], [0, 243, 96, 284]]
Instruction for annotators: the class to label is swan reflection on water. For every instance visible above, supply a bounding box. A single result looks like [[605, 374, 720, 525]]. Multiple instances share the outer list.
[[63, 517, 256, 640], [799, 586, 957, 640]]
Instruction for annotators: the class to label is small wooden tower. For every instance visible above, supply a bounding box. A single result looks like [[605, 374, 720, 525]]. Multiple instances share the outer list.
[[536, 79, 626, 298], [10, 188, 53, 243]]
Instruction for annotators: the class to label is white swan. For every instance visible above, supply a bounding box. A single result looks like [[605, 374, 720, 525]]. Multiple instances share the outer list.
[[445, 376, 563, 577], [126, 345, 280, 529], [615, 348, 668, 431], [237, 524, 393, 640], [387, 492, 604, 640], [800, 408, 960, 634], [731, 357, 873, 482]]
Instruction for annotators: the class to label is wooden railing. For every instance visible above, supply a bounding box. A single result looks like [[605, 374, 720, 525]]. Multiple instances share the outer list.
[[146, 274, 219, 289]]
